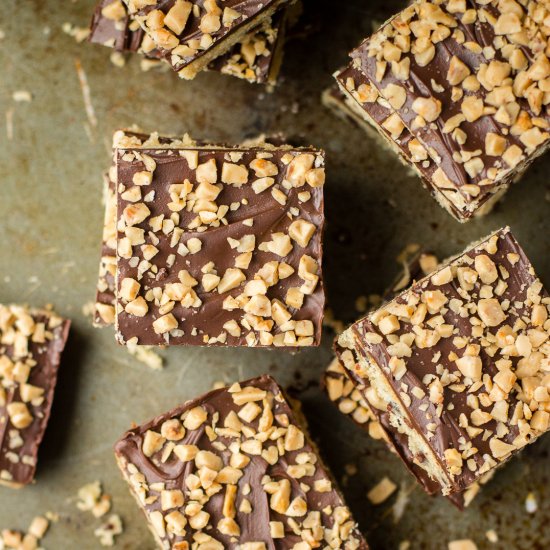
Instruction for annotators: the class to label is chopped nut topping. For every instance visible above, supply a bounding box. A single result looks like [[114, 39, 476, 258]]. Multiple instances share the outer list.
[[0, 305, 68, 487], [367, 477, 397, 504], [411, 96, 442, 122]]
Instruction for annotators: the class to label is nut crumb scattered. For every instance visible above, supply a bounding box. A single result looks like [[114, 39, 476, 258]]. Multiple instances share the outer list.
[[93, 494, 112, 519], [62, 22, 90, 43], [367, 476, 397, 505], [323, 308, 345, 334], [12, 90, 32, 103], [82, 301, 96, 317], [525, 492, 538, 514], [399, 542, 411, 550], [45, 512, 59, 523], [110, 52, 126, 68], [485, 530, 498, 544], [77, 481, 103, 512], [6, 109, 14, 141], [355, 295, 368, 313], [1, 515, 50, 549], [125, 339, 163, 370], [341, 462, 358, 487], [76, 481, 112, 517], [94, 514, 123, 547], [140, 58, 170, 73], [76, 482, 120, 544], [392, 483, 414, 523], [449, 540, 478, 550]]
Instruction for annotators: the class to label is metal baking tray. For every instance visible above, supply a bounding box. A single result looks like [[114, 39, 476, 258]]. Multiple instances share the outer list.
[[1, 0, 549, 548]]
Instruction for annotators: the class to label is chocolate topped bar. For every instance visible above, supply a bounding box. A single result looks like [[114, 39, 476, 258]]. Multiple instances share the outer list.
[[329, 65, 443, 200], [115, 375, 368, 549], [324, 248, 440, 443], [0, 305, 70, 488], [89, 0, 287, 84], [94, 130, 288, 328], [114, 135, 325, 347], [122, 0, 294, 79], [336, 227, 550, 497], [335, 0, 550, 221]]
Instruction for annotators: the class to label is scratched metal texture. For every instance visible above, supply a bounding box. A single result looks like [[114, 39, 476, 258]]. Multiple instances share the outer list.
[[0, 0, 549, 548]]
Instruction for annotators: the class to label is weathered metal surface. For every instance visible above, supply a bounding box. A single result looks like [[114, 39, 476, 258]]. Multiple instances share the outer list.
[[0, 0, 549, 548]]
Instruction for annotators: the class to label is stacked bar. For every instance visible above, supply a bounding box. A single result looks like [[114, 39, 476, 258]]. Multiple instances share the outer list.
[[332, 0, 550, 221], [0, 305, 70, 488], [89, 0, 296, 83], [94, 130, 326, 347], [335, 227, 550, 502], [115, 375, 368, 549], [323, 248, 493, 509]]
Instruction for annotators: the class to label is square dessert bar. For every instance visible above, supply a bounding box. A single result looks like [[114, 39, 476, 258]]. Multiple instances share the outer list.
[[336, 227, 550, 497], [334, 0, 550, 222], [114, 136, 325, 347], [115, 375, 368, 549], [89, 0, 288, 84], [94, 130, 217, 327], [122, 0, 295, 79], [322, 249, 490, 509], [0, 305, 70, 488]]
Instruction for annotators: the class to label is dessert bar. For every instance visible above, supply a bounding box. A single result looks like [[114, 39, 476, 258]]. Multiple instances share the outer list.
[[336, 227, 550, 498], [115, 375, 368, 549], [0, 305, 70, 488], [114, 133, 325, 347], [333, 0, 550, 221], [122, 0, 295, 79]]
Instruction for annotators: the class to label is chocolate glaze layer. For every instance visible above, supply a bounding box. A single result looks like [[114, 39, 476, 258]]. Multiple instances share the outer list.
[[94, 131, 291, 327], [115, 375, 368, 549], [115, 144, 325, 347], [90, 0, 145, 52], [94, 173, 117, 327], [0, 309, 70, 487], [333, 65, 444, 202]]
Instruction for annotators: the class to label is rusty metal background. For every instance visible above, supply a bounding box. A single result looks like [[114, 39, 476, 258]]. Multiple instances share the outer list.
[[0, 0, 549, 548]]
